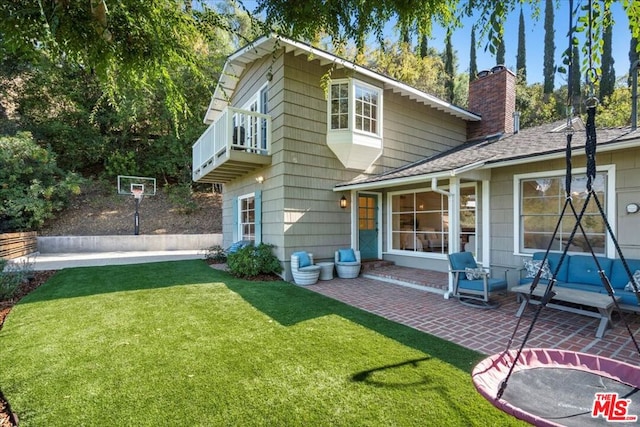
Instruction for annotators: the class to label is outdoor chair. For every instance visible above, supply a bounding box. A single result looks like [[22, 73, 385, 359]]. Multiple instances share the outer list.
[[448, 251, 507, 309], [291, 251, 321, 285], [335, 248, 361, 279], [226, 240, 253, 254]]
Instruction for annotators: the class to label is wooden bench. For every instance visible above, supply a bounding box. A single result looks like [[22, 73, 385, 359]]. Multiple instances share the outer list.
[[510, 284, 620, 338]]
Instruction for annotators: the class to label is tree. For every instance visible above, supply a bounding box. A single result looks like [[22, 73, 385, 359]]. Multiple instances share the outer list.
[[1, 0, 638, 125], [0, 1, 252, 127], [629, 36, 639, 88], [367, 40, 448, 100], [469, 27, 478, 82], [543, 0, 555, 94], [599, 4, 615, 103], [597, 85, 632, 127], [419, 34, 429, 59], [570, 45, 583, 112], [516, 8, 527, 82], [496, 37, 506, 66], [444, 33, 455, 103]]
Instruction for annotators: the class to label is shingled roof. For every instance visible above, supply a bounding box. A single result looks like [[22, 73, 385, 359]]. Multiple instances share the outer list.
[[335, 118, 640, 189]]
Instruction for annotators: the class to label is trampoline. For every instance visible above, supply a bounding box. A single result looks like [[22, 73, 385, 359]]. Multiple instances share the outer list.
[[473, 349, 640, 426]]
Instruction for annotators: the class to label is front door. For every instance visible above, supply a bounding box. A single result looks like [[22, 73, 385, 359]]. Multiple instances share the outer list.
[[358, 194, 379, 260]]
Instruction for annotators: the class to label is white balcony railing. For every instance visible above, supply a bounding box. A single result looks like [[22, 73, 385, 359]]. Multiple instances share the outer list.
[[192, 107, 271, 181]]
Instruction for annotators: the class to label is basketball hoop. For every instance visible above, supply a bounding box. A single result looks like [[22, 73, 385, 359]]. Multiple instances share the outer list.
[[132, 188, 144, 201], [117, 176, 155, 236], [131, 184, 145, 202]]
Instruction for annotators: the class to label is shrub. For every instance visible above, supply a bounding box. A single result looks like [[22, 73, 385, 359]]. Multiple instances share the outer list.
[[204, 245, 227, 264], [227, 243, 282, 279], [0, 132, 82, 232], [0, 257, 34, 300]]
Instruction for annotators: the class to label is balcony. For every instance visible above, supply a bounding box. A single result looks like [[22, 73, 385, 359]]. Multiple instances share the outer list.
[[192, 107, 271, 183]]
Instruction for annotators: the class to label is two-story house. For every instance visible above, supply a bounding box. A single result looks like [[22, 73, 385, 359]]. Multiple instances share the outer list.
[[193, 34, 640, 287]]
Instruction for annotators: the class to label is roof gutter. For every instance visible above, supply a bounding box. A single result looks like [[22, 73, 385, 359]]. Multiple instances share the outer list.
[[333, 158, 488, 192]]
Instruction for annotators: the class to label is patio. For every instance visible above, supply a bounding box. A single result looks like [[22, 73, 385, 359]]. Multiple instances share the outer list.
[[306, 264, 640, 366]]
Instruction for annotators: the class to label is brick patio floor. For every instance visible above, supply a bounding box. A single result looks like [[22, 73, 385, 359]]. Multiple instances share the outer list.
[[305, 265, 640, 366]]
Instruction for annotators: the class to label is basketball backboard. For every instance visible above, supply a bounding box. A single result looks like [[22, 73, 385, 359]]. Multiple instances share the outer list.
[[117, 175, 157, 196]]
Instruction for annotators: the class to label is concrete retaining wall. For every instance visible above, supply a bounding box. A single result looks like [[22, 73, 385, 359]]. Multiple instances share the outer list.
[[38, 234, 223, 253]]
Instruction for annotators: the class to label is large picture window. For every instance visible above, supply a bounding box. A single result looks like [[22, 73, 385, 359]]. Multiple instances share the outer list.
[[515, 169, 612, 255], [390, 190, 449, 254], [329, 79, 381, 136]]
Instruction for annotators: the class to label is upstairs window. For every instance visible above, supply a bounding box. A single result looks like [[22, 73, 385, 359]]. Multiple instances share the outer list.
[[328, 79, 382, 136], [354, 85, 378, 134], [330, 82, 349, 130]]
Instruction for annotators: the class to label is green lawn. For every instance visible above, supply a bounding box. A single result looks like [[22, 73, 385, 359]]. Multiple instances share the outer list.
[[0, 260, 525, 426]]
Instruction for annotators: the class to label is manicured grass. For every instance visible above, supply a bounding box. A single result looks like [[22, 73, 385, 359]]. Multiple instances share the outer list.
[[0, 260, 526, 426]]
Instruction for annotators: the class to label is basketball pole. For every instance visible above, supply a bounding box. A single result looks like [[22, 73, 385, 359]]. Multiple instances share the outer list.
[[134, 197, 140, 235]]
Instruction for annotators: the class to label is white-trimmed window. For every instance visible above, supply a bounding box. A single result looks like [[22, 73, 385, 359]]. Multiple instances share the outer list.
[[328, 79, 381, 136], [389, 189, 450, 254], [238, 193, 255, 241], [514, 166, 614, 256]]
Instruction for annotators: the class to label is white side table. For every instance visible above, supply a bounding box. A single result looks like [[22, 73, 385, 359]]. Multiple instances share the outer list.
[[317, 262, 335, 280]]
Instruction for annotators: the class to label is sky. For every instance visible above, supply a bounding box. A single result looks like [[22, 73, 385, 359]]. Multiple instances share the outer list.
[[226, 1, 634, 88]]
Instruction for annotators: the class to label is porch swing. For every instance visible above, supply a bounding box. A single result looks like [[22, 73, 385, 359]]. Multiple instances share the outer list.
[[471, 2, 640, 426]]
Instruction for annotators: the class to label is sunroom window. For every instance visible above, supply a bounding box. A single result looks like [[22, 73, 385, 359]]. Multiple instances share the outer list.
[[515, 169, 611, 255]]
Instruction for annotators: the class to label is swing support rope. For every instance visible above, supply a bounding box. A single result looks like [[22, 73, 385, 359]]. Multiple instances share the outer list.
[[496, 0, 640, 400]]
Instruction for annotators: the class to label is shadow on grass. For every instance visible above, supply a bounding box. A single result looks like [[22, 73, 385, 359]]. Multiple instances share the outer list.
[[351, 357, 433, 388], [223, 273, 484, 372], [18, 260, 483, 372], [17, 260, 217, 304]]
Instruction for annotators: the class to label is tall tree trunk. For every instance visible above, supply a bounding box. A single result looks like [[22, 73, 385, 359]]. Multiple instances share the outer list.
[[543, 0, 555, 95]]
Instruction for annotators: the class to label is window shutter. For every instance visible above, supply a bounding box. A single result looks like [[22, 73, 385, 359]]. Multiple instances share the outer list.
[[232, 197, 238, 242], [255, 190, 262, 244]]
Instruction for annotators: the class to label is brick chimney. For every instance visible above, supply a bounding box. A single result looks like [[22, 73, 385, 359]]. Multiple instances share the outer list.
[[467, 66, 516, 140]]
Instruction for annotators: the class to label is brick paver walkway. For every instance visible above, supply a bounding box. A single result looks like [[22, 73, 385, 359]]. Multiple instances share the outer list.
[[306, 266, 640, 366]]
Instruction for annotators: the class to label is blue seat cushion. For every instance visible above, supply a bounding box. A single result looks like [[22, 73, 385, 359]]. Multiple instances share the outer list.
[[293, 251, 311, 268], [449, 252, 477, 271], [610, 259, 640, 290], [600, 289, 640, 306], [558, 282, 602, 291], [228, 240, 252, 254], [458, 278, 507, 292], [519, 278, 552, 286], [338, 248, 356, 262], [567, 255, 613, 286], [532, 252, 570, 282]]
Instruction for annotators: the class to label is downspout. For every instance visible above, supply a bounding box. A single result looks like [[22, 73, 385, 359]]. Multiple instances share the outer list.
[[431, 177, 451, 197], [432, 178, 456, 300]]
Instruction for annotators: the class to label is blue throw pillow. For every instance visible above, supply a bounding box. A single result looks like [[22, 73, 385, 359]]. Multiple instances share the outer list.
[[339, 248, 356, 262], [294, 252, 311, 268]]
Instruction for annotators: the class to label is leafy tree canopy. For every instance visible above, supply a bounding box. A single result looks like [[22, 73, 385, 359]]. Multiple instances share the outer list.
[[1, 1, 638, 123]]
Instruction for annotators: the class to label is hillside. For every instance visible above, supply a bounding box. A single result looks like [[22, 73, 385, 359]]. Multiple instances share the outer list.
[[39, 182, 222, 236]]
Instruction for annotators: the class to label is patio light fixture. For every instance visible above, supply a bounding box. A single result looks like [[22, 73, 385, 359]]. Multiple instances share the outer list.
[[340, 196, 348, 209]]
